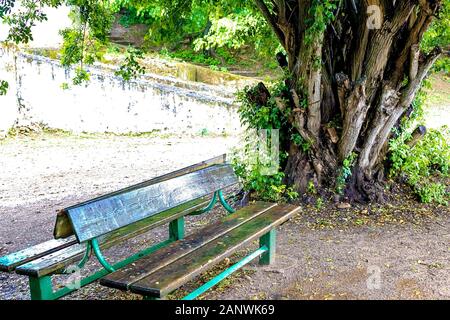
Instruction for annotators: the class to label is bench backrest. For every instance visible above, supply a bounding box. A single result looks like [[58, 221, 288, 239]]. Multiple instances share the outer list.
[[54, 156, 238, 243]]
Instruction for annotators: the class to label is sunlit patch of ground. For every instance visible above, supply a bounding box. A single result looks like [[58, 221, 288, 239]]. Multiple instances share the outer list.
[[424, 73, 450, 129]]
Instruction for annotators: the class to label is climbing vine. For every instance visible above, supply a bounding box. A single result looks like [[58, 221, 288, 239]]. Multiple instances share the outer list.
[[304, 0, 338, 45]]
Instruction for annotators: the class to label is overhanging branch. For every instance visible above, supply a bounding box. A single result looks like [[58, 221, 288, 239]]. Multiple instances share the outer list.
[[253, 0, 286, 49], [400, 47, 443, 108]]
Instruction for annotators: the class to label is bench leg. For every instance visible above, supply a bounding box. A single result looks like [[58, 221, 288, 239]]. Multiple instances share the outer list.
[[169, 217, 185, 241], [29, 276, 54, 300], [259, 229, 276, 265]]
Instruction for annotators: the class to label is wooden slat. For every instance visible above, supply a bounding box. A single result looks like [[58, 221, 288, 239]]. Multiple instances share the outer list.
[[16, 197, 212, 277], [130, 204, 300, 297], [54, 155, 227, 239], [0, 238, 77, 272], [67, 164, 238, 243], [100, 202, 276, 290]]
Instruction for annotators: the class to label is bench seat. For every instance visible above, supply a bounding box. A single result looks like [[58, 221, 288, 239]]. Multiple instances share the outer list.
[[0, 237, 77, 272], [101, 202, 300, 298]]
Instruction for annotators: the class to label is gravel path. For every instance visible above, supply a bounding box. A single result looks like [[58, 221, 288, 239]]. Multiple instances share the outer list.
[[0, 134, 448, 300], [211, 217, 450, 300]]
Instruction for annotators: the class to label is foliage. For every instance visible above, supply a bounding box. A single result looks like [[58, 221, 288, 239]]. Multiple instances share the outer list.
[[1, 0, 62, 44], [416, 182, 448, 205], [421, 0, 450, 73], [304, 0, 337, 45], [231, 150, 297, 202], [335, 152, 358, 195], [114, 48, 146, 81], [389, 73, 449, 205], [1, 0, 448, 204], [59, 28, 103, 68], [315, 196, 324, 209], [58, 1, 112, 84], [110, 0, 211, 46], [389, 127, 449, 205], [162, 48, 222, 66], [111, 0, 280, 60], [72, 67, 90, 85], [291, 133, 311, 153], [193, 9, 280, 56], [0, 80, 8, 95], [232, 80, 305, 201], [0, 0, 15, 18], [237, 81, 290, 131]]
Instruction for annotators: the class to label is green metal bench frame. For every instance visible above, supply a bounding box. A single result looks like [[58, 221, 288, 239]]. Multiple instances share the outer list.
[[180, 230, 276, 301], [27, 189, 239, 301]]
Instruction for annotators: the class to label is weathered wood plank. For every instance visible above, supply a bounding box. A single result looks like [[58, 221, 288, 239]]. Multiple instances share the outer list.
[[16, 197, 212, 277], [129, 204, 300, 297], [100, 202, 276, 290], [68, 164, 238, 243], [0, 238, 77, 272], [54, 155, 227, 239]]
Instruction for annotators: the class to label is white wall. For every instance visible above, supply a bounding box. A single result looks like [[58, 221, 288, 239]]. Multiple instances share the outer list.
[[0, 48, 17, 135], [0, 50, 242, 137]]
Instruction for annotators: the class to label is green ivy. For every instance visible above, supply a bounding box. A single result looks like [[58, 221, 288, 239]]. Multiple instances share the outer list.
[[304, 0, 337, 45], [291, 133, 311, 153], [232, 80, 299, 202], [336, 152, 357, 195]]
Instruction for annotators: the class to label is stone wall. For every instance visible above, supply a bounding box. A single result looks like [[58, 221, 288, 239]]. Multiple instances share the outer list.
[[0, 49, 243, 137]]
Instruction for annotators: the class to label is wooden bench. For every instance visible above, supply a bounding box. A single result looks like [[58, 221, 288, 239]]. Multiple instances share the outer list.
[[0, 155, 300, 300]]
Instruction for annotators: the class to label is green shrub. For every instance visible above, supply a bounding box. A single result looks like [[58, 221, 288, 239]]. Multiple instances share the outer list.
[[231, 80, 298, 202], [417, 183, 448, 205], [389, 127, 449, 205], [231, 153, 297, 202]]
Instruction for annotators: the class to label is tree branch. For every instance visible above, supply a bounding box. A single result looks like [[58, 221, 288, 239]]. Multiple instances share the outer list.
[[253, 0, 286, 49], [400, 47, 443, 108]]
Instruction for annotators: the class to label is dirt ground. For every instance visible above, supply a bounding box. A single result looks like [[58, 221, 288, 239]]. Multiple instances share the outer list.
[[0, 133, 448, 300]]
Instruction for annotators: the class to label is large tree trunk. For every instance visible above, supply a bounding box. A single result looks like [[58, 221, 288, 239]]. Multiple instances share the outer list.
[[254, 0, 444, 202]]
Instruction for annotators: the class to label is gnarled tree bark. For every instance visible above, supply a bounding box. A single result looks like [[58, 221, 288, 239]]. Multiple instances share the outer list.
[[253, 0, 445, 202]]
